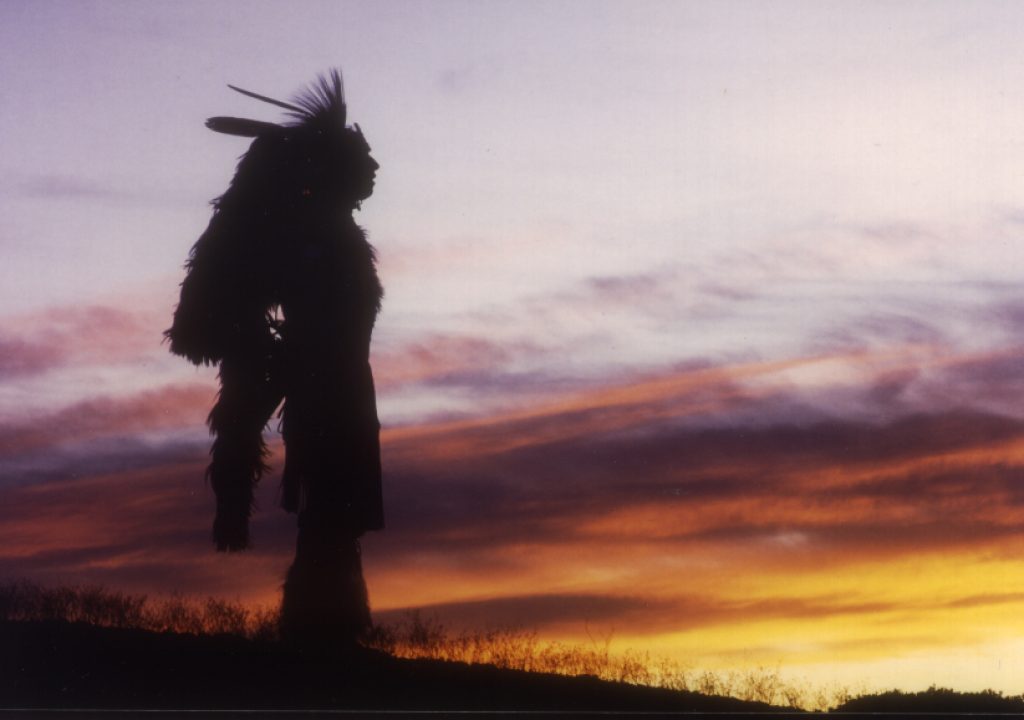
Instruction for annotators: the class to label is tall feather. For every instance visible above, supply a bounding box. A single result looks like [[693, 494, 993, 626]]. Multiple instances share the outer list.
[[227, 84, 305, 113]]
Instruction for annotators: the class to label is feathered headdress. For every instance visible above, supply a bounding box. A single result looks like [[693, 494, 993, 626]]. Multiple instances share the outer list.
[[205, 68, 368, 150]]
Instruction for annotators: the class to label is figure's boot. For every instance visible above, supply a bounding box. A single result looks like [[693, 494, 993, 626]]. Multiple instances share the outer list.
[[279, 521, 372, 655]]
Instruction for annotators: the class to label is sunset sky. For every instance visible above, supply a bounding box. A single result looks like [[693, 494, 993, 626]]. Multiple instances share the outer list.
[[4, 0, 1024, 695]]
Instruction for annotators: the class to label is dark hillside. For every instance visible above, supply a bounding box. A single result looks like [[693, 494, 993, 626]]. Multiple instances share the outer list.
[[2, 619, 783, 715]]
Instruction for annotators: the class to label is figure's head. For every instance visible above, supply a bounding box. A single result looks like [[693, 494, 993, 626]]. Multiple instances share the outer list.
[[207, 69, 379, 213]]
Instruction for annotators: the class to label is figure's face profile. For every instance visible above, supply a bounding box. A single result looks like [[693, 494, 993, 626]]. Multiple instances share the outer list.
[[351, 147, 380, 202], [338, 124, 379, 205], [330, 143, 378, 209]]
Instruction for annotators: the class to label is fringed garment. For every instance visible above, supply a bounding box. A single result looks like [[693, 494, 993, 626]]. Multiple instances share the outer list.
[[167, 205, 384, 549]]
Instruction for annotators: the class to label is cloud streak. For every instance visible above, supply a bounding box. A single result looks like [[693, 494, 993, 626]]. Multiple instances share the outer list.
[[4, 345, 1023, 621]]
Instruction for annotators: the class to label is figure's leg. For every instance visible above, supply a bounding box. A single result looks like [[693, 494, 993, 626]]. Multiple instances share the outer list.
[[279, 511, 372, 650], [206, 352, 284, 551], [276, 362, 377, 649]]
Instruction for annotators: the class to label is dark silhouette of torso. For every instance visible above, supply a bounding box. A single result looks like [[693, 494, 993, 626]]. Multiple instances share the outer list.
[[277, 211, 384, 531]]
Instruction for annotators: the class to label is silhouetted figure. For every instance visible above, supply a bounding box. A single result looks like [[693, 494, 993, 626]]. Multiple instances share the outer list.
[[165, 70, 384, 650]]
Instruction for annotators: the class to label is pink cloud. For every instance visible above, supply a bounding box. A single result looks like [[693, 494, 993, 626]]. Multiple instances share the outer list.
[[373, 333, 520, 390], [0, 383, 214, 457], [0, 301, 169, 381]]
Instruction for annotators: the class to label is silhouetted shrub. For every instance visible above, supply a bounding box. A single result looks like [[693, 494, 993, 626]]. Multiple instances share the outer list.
[[835, 685, 1024, 713]]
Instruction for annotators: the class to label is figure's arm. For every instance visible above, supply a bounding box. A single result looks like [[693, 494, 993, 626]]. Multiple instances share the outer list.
[[205, 317, 285, 552]]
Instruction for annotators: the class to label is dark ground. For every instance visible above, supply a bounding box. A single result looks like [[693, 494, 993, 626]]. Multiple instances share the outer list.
[[2, 620, 1022, 719], [1, 619, 784, 718]]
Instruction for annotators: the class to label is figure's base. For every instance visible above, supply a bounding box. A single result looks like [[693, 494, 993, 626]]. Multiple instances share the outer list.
[[279, 527, 372, 651]]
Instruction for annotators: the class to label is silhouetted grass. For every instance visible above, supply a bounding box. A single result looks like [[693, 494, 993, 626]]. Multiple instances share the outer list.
[[0, 578, 842, 709], [364, 609, 862, 710], [7, 579, 1020, 712], [0, 578, 278, 641]]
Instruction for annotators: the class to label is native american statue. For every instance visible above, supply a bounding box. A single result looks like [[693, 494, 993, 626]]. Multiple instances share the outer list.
[[165, 69, 384, 647]]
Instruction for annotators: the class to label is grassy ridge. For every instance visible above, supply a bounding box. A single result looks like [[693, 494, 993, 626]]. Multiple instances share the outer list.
[[0, 578, 278, 639], [0, 578, 834, 708], [3, 579, 1022, 712]]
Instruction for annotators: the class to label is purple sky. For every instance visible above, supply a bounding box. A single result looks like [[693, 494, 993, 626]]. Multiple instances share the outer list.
[[4, 0, 1024, 696]]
